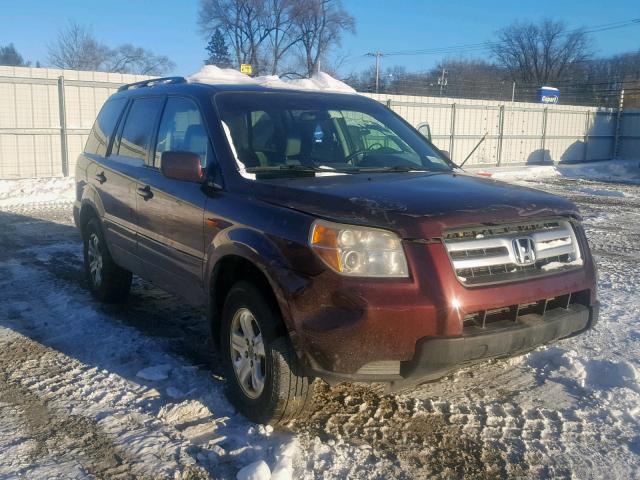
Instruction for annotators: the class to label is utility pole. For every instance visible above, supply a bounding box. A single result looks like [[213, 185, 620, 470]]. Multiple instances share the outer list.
[[366, 51, 384, 93], [613, 89, 625, 158], [437, 67, 448, 96]]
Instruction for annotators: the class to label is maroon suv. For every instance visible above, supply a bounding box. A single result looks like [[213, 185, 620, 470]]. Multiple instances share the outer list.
[[74, 77, 598, 424]]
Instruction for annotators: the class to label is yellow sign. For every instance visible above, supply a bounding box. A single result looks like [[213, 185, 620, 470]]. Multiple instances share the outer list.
[[240, 64, 252, 75]]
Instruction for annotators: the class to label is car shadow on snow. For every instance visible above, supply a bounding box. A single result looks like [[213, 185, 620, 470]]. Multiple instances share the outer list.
[[0, 209, 221, 374]]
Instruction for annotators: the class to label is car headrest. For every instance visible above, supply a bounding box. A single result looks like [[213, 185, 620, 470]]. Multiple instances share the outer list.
[[184, 124, 207, 159], [285, 133, 301, 157]]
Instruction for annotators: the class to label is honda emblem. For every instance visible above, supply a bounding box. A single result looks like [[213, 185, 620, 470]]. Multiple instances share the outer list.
[[513, 237, 536, 265]]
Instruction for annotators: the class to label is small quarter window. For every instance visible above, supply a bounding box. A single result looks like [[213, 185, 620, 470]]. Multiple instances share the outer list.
[[84, 98, 126, 156]]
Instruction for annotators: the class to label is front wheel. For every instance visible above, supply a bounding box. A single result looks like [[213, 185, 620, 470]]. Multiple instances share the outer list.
[[220, 281, 315, 425]]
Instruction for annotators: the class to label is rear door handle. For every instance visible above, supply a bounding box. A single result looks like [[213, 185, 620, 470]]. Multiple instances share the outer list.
[[137, 185, 153, 201], [95, 171, 106, 184]]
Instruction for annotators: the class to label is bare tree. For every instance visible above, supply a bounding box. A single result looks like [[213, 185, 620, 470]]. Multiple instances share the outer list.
[[48, 21, 111, 71], [199, 0, 271, 74], [264, 0, 301, 75], [48, 21, 174, 75], [292, 0, 355, 76], [106, 44, 174, 75], [198, 0, 354, 76], [491, 19, 591, 85], [0, 43, 29, 66]]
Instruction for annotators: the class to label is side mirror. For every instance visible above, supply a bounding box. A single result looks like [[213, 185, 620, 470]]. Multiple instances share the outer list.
[[161, 151, 204, 183], [440, 149, 451, 160], [417, 123, 432, 142]]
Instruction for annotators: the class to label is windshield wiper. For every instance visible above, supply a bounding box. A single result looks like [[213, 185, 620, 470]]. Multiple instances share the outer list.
[[346, 165, 431, 173], [245, 165, 321, 173]]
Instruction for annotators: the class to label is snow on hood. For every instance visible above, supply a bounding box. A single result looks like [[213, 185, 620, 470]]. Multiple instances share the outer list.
[[187, 65, 356, 93]]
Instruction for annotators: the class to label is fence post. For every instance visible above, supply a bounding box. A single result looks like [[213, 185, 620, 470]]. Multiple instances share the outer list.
[[449, 103, 456, 161], [496, 105, 505, 166], [57, 75, 69, 177], [541, 107, 548, 163], [613, 89, 625, 159], [583, 110, 590, 162]]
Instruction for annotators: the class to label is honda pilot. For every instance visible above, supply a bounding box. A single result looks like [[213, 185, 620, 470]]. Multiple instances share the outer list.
[[74, 77, 598, 425]]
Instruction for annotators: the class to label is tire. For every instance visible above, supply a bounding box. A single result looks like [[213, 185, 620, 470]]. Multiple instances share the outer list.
[[220, 281, 315, 425], [82, 217, 132, 303]]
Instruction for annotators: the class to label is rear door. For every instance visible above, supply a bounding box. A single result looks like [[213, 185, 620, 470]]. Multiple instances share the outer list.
[[135, 96, 210, 304], [83, 96, 142, 271]]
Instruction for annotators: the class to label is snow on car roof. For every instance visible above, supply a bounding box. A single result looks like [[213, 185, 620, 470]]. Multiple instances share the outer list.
[[187, 65, 356, 94]]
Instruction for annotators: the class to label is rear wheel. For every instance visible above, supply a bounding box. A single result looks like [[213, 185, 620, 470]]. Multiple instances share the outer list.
[[220, 281, 315, 425], [82, 217, 132, 303]]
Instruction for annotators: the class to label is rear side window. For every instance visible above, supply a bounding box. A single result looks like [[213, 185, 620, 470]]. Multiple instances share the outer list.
[[154, 97, 209, 167], [117, 97, 164, 163], [84, 98, 126, 156]]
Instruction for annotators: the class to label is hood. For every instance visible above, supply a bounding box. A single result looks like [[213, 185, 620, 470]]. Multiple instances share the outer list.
[[250, 172, 580, 238]]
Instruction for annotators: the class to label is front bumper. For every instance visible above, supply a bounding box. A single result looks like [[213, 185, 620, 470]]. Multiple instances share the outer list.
[[291, 237, 597, 376], [309, 302, 598, 389]]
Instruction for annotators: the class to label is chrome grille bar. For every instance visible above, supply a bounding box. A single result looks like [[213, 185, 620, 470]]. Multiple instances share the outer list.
[[444, 219, 583, 285]]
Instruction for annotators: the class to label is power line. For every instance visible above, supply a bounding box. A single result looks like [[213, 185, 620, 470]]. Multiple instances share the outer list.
[[375, 18, 640, 57]]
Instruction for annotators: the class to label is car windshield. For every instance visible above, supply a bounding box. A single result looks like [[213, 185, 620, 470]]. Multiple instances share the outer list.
[[214, 91, 452, 176]]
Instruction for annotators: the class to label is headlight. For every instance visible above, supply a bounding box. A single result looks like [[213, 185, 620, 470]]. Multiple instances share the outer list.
[[309, 220, 408, 277]]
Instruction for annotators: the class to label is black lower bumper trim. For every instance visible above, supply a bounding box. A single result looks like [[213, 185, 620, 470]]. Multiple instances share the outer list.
[[392, 303, 596, 389], [311, 303, 598, 389]]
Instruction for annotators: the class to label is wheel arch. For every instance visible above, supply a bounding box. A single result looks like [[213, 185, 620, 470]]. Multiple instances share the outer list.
[[78, 185, 106, 234], [207, 252, 291, 346], [78, 201, 100, 234]]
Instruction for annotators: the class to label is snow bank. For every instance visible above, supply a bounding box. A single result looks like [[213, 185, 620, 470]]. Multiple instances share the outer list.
[[287, 71, 356, 93], [0, 177, 74, 207], [187, 65, 356, 93], [486, 159, 640, 183]]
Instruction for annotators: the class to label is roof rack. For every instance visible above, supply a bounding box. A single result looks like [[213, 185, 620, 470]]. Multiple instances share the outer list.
[[117, 76, 186, 92]]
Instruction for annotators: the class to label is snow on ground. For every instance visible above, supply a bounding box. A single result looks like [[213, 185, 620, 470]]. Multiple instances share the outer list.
[[483, 158, 640, 184], [0, 177, 74, 208], [0, 160, 639, 478]]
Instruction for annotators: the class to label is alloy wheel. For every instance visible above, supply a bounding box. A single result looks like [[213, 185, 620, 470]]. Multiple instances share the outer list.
[[87, 233, 103, 287], [229, 307, 266, 399]]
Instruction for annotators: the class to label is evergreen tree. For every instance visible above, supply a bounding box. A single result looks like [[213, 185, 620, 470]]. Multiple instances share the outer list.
[[0, 43, 29, 66], [205, 28, 232, 68]]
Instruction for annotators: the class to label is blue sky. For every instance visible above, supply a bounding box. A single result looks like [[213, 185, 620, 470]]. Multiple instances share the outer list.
[[2, 0, 638, 76]]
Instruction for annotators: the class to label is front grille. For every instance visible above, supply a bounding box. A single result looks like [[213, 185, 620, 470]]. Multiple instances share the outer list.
[[463, 289, 590, 332], [444, 219, 583, 286]]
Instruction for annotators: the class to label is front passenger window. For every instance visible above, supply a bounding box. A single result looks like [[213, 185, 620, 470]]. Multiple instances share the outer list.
[[155, 97, 209, 167]]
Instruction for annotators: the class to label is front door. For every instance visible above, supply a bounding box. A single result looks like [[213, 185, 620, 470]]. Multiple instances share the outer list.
[[135, 96, 209, 305]]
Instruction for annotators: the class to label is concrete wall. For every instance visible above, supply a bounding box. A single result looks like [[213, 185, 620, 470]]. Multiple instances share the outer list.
[[0, 66, 637, 178]]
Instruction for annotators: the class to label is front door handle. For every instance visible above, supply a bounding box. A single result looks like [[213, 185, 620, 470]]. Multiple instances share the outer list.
[[95, 171, 106, 184], [137, 185, 153, 201]]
